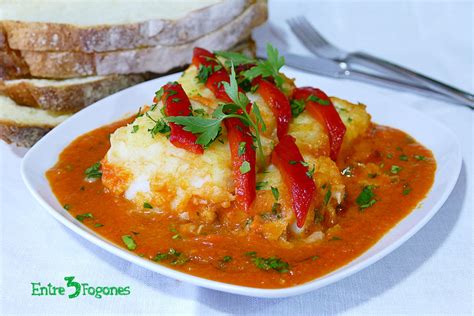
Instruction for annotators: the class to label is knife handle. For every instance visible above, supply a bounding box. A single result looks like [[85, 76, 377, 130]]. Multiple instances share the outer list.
[[346, 69, 474, 109], [347, 52, 474, 106]]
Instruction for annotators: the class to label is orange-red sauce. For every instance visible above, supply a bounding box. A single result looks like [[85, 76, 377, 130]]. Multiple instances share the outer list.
[[46, 118, 435, 288]]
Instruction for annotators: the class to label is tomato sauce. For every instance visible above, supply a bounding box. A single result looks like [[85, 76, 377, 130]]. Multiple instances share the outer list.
[[46, 118, 435, 288]]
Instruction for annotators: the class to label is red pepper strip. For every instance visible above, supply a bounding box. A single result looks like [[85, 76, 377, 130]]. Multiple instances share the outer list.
[[192, 49, 256, 209], [254, 78, 291, 139], [192, 47, 218, 69], [205, 69, 233, 103], [224, 118, 256, 211], [205, 70, 256, 211], [161, 82, 203, 154], [293, 87, 346, 161], [272, 135, 316, 228]]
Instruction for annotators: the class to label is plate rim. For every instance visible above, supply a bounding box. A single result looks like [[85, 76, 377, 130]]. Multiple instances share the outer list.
[[20, 71, 463, 298]]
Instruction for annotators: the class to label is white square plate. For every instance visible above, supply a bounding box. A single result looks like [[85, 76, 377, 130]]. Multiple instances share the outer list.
[[21, 69, 462, 298]]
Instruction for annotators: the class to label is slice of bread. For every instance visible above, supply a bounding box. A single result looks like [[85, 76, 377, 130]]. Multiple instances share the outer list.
[[15, 1, 267, 79], [2, 0, 255, 52], [0, 74, 149, 113], [0, 95, 71, 147]]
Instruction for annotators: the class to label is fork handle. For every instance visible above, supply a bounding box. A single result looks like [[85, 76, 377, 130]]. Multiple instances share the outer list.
[[347, 51, 474, 106], [345, 68, 474, 109]]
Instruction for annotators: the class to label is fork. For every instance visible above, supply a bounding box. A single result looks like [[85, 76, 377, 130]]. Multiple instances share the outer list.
[[287, 16, 474, 107]]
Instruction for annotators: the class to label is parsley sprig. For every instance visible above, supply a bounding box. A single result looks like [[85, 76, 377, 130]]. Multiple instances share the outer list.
[[167, 65, 266, 166], [215, 43, 286, 89]]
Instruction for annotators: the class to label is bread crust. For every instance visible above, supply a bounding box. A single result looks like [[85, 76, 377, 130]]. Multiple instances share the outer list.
[[18, 2, 267, 79], [3, 0, 256, 53], [0, 120, 52, 147], [0, 74, 148, 113]]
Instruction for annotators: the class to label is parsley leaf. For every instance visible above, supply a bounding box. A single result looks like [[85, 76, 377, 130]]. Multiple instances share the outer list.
[[166, 115, 222, 146], [214, 50, 255, 66], [143, 202, 153, 209], [240, 161, 251, 174], [271, 186, 279, 201], [356, 185, 377, 210], [391, 165, 402, 174], [238, 142, 246, 156], [290, 99, 306, 117], [76, 213, 93, 222], [251, 255, 289, 273], [324, 185, 331, 206], [256, 181, 268, 190], [196, 64, 213, 84], [242, 43, 286, 89], [307, 94, 330, 106], [122, 235, 137, 250], [84, 162, 102, 180]]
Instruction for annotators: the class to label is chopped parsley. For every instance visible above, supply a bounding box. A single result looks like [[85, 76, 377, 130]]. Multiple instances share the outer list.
[[143, 202, 153, 209], [146, 112, 171, 137], [307, 94, 330, 106], [289, 160, 298, 165], [84, 162, 102, 180], [414, 155, 426, 161], [323, 186, 331, 206], [75, 213, 93, 222], [238, 142, 246, 156], [271, 186, 279, 201], [402, 184, 412, 195], [368, 173, 378, 178], [152, 248, 188, 265], [196, 64, 214, 84], [240, 161, 251, 174], [131, 125, 139, 133], [63, 204, 71, 211], [306, 164, 315, 178], [290, 98, 306, 117], [356, 185, 377, 210], [399, 154, 408, 161], [386, 153, 393, 159], [94, 223, 104, 228], [256, 181, 268, 190], [122, 235, 137, 250], [391, 165, 402, 174], [222, 256, 233, 263], [330, 236, 342, 241], [252, 256, 289, 273]]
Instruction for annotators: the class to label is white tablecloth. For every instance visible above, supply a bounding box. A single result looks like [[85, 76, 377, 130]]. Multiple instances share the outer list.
[[1, 1, 472, 315]]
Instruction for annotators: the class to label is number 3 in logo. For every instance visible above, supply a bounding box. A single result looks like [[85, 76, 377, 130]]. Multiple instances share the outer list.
[[64, 276, 81, 299]]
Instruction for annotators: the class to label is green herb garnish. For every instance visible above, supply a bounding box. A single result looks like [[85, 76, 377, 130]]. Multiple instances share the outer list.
[[167, 65, 266, 165], [76, 212, 93, 222], [391, 165, 402, 174], [122, 235, 137, 250], [252, 256, 289, 273], [256, 181, 268, 190], [84, 162, 102, 180], [356, 185, 377, 210], [240, 161, 251, 174], [143, 202, 153, 209], [399, 154, 408, 161], [222, 256, 233, 263], [271, 186, 279, 201]]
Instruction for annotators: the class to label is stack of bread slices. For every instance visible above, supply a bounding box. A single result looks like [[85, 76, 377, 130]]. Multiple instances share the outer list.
[[0, 0, 267, 147]]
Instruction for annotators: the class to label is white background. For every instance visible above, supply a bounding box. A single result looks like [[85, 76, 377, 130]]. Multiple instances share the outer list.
[[1, 0, 472, 315]]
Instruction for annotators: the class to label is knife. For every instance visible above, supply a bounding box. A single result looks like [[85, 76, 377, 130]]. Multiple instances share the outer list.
[[259, 52, 474, 109]]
